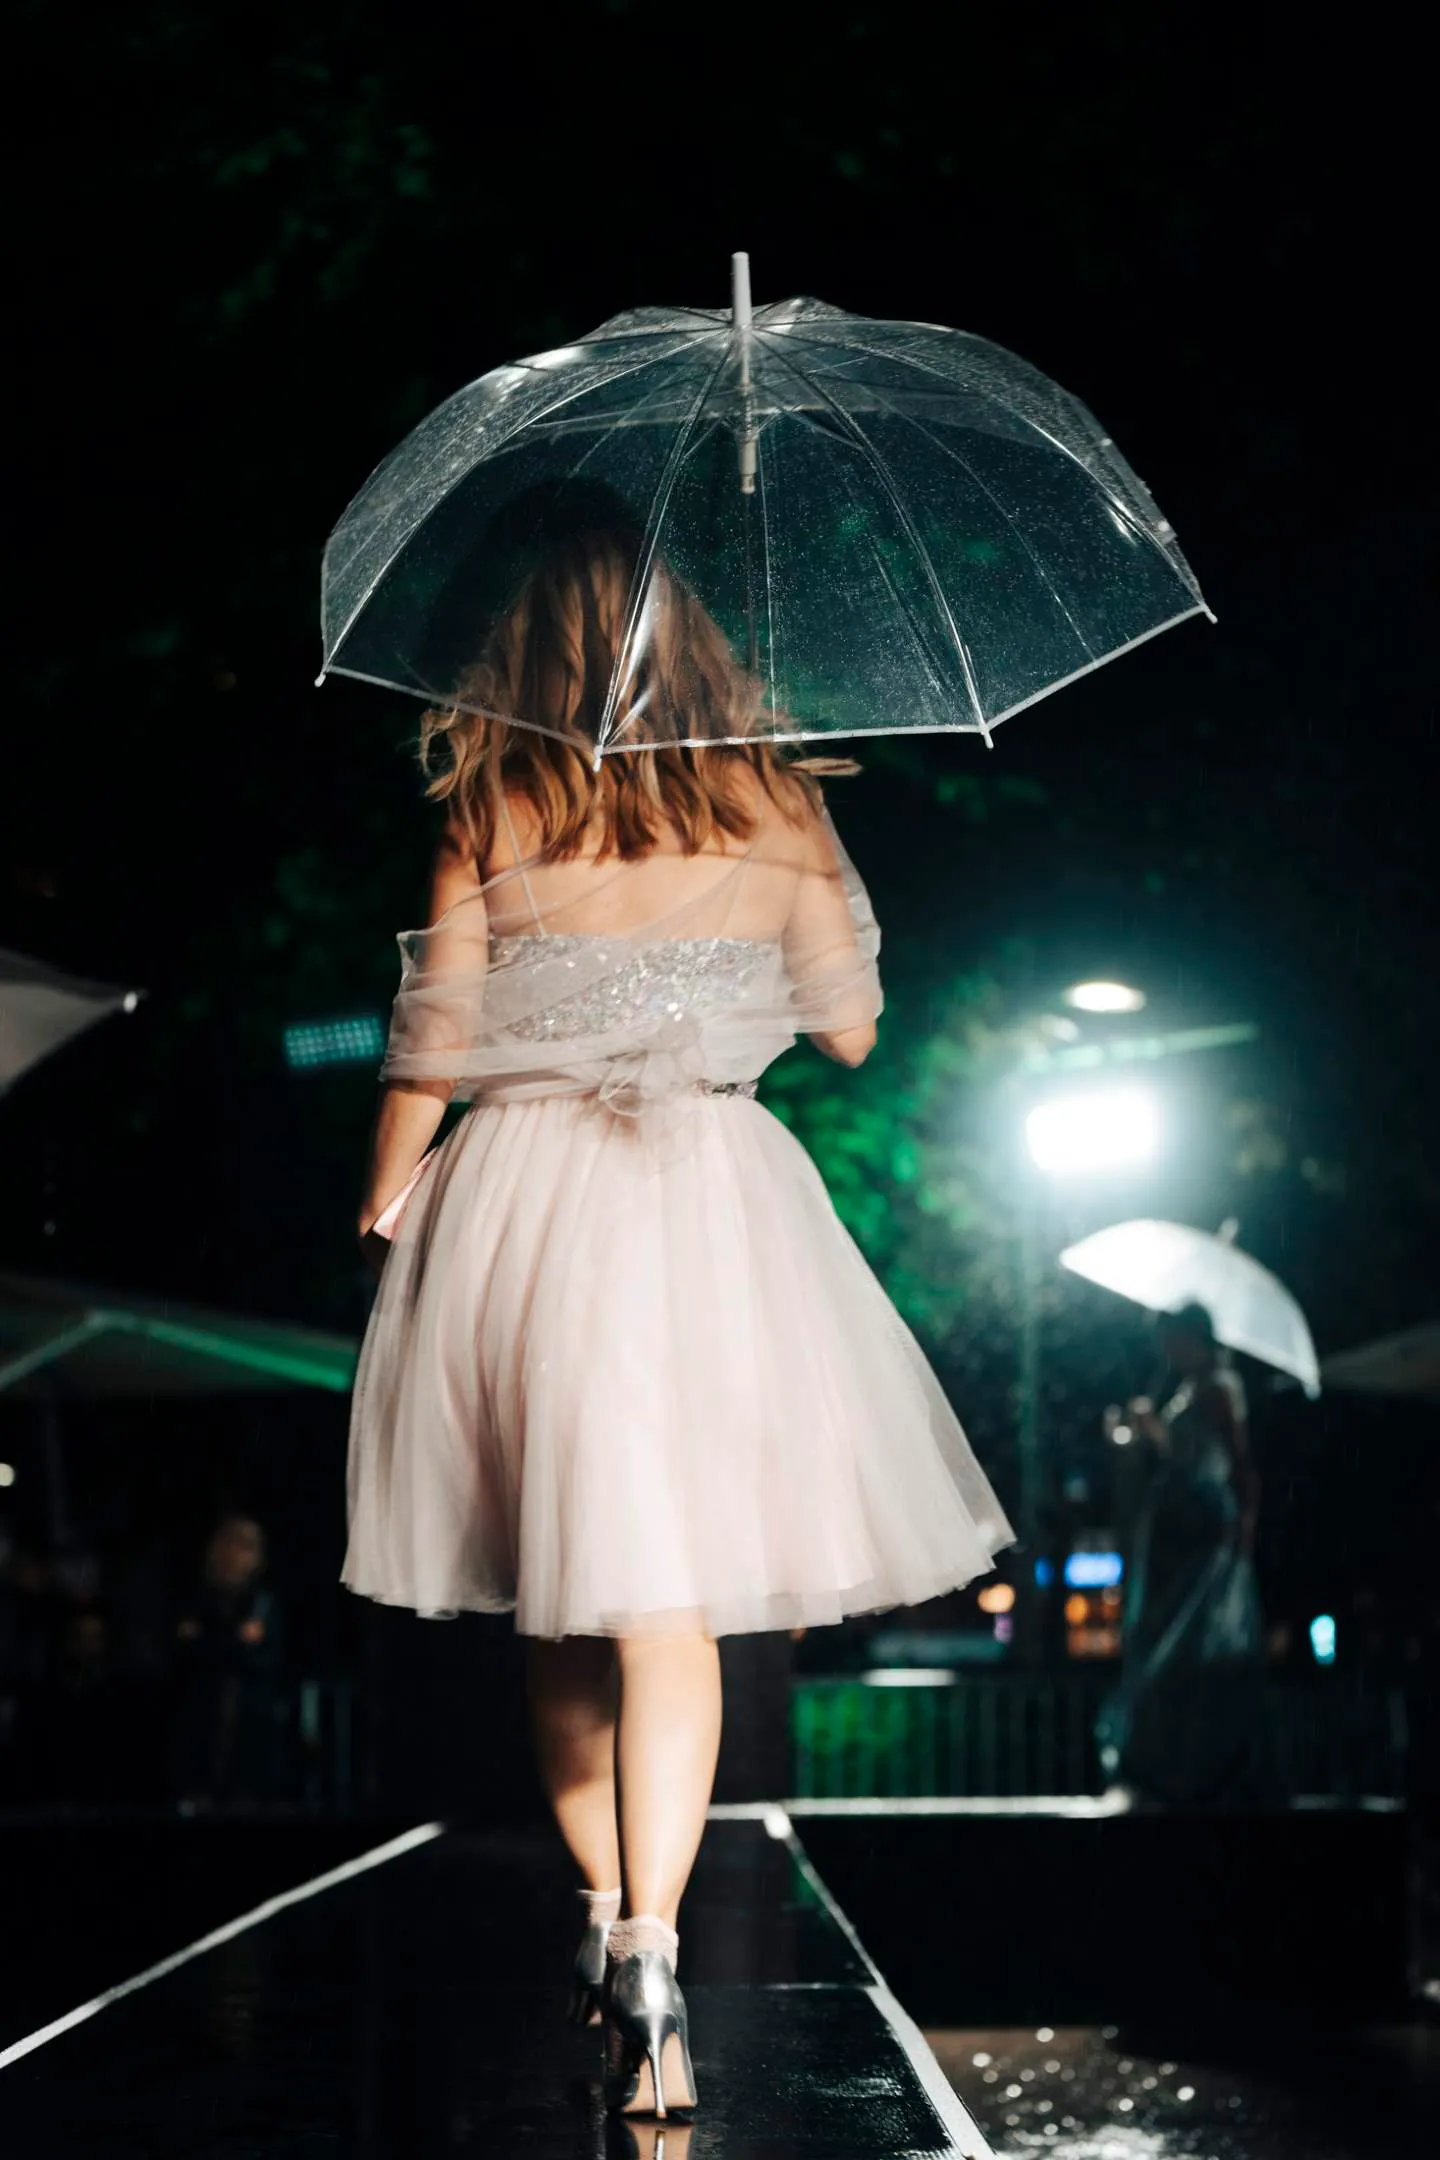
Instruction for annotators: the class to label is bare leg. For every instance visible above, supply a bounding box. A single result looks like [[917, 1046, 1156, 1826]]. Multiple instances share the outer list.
[[614, 1635, 723, 1930], [527, 1635, 622, 1891]]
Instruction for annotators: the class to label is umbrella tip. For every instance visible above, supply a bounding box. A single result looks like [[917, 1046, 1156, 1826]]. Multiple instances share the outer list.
[[731, 252, 752, 329], [314, 671, 327, 689]]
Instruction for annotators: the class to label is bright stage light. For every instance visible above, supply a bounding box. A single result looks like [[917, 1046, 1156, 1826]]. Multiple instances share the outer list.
[[1025, 1085, 1160, 1175], [1062, 980, 1147, 1014]]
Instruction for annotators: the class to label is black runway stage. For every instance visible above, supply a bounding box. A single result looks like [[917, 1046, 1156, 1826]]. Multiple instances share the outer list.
[[2, 1804, 1435, 2157], [0, 1808, 992, 2159]]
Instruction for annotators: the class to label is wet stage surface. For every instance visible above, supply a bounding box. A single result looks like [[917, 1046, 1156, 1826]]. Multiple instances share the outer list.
[[2, 1811, 1436, 2156], [0, 1812, 987, 2158], [929, 2020, 1438, 2159]]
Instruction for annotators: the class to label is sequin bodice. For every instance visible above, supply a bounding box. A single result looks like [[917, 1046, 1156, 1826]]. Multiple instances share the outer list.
[[490, 933, 779, 1044]]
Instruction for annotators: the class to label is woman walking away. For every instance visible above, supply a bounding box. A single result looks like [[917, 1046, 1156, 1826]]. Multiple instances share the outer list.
[[344, 527, 1013, 2117]]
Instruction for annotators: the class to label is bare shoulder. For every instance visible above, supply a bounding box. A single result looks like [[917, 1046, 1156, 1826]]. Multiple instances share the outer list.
[[428, 817, 484, 920], [478, 789, 538, 880]]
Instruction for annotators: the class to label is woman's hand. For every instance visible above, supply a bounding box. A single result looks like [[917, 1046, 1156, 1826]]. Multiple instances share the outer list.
[[1125, 1396, 1169, 1445]]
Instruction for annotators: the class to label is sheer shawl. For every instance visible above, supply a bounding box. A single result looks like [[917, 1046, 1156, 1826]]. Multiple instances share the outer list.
[[379, 798, 882, 1122]]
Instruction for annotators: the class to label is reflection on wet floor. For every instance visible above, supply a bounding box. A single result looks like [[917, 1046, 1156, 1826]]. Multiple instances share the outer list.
[[2, 1817, 985, 2158], [2, 1814, 1435, 2157], [927, 2021, 1439, 2159]]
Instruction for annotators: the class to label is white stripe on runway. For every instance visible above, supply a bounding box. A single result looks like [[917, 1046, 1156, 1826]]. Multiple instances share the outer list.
[[708, 1801, 997, 2160], [0, 1820, 446, 2071]]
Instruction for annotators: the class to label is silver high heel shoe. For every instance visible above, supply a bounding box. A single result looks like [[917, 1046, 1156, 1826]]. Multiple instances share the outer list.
[[568, 1915, 612, 2028], [603, 1951, 697, 2118]]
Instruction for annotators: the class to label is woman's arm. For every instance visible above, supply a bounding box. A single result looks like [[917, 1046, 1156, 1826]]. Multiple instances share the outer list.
[[1125, 1396, 1170, 1449], [358, 826, 484, 1237], [782, 807, 879, 1067]]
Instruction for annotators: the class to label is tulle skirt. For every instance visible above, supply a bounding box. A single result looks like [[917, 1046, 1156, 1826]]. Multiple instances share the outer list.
[[344, 1092, 1013, 1638]]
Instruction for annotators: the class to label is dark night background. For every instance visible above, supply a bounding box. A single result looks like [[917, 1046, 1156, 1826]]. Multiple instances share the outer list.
[[3, 3, 1435, 1758]]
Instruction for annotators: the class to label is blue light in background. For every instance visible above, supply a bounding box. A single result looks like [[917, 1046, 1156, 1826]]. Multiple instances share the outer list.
[[1065, 1551, 1124, 1589], [1309, 1614, 1337, 1666], [1034, 1559, 1055, 1588], [284, 1016, 385, 1070]]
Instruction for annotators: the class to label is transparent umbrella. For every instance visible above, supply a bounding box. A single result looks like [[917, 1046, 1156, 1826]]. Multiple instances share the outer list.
[[320, 255, 1211, 760], [1058, 1218, 1321, 1397]]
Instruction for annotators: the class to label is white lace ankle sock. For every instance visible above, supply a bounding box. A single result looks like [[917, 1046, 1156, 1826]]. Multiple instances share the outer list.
[[578, 1886, 622, 1927], [607, 1914, 679, 1970]]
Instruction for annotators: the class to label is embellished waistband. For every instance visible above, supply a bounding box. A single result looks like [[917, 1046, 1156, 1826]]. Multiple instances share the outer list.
[[474, 1073, 760, 1112]]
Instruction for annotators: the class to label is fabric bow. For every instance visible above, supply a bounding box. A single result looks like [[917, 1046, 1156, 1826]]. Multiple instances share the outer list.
[[594, 1018, 711, 1119]]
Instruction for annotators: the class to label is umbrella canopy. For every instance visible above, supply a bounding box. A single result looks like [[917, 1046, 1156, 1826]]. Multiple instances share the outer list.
[[0, 950, 141, 1096], [0, 1273, 358, 1400], [1319, 1322, 1440, 1403], [1058, 1219, 1321, 1397], [321, 255, 1209, 759]]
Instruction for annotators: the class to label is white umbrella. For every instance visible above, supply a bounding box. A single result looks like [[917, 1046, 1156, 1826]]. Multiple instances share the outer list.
[[1058, 1217, 1321, 1397], [0, 948, 141, 1096]]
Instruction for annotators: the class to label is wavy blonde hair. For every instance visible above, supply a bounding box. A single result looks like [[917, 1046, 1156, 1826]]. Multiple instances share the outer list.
[[419, 527, 855, 863]]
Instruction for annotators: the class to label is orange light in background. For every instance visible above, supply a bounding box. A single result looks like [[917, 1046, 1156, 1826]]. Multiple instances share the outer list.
[[1064, 1593, 1090, 1626], [977, 1583, 1016, 1615], [1069, 1624, 1123, 1659]]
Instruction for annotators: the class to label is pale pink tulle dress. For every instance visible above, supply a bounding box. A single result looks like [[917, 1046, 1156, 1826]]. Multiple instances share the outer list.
[[343, 795, 1013, 1638]]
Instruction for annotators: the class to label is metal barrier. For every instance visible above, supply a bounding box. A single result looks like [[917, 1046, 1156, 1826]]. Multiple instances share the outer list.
[[792, 1673, 1109, 1799], [791, 1671, 1409, 1801]]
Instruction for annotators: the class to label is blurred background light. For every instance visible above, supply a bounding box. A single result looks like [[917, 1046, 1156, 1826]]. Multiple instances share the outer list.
[[977, 1582, 1017, 1614], [1064, 1550, 1124, 1588], [1062, 980, 1148, 1014], [1025, 1084, 1160, 1175], [283, 1015, 385, 1070], [1310, 1613, 1337, 1665], [860, 1668, 959, 1687], [0, 1462, 15, 1487]]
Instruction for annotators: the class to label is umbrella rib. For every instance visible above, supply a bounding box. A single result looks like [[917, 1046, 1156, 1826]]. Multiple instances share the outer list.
[[758, 336, 991, 738], [765, 332, 1122, 661], [773, 321, 1207, 611], [324, 328, 723, 663], [599, 341, 740, 755], [848, 392, 1097, 664], [329, 607, 1206, 749]]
